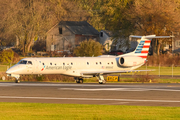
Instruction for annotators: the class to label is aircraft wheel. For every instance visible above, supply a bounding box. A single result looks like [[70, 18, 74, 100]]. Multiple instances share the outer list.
[[76, 79, 80, 83], [15, 79, 20, 83], [75, 77, 83, 84], [79, 79, 83, 83], [75, 77, 79, 83]]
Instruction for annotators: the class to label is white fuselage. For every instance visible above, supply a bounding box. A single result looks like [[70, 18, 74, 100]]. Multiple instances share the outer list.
[[6, 56, 143, 78]]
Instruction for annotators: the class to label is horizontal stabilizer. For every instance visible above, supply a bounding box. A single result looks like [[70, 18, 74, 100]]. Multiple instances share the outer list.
[[130, 35, 174, 39]]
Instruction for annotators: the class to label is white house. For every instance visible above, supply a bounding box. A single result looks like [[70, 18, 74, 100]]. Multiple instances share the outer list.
[[99, 30, 113, 52], [99, 30, 129, 52]]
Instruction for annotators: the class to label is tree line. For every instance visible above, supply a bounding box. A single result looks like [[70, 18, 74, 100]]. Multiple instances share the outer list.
[[0, 0, 89, 55], [0, 0, 180, 55]]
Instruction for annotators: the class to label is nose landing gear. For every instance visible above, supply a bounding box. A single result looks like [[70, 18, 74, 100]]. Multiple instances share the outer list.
[[7, 74, 20, 83], [15, 75, 20, 83], [15, 79, 20, 83]]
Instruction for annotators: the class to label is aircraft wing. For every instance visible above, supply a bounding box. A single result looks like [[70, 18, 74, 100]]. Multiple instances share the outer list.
[[81, 70, 153, 75]]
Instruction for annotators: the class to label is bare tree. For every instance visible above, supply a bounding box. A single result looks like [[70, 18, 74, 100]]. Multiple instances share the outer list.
[[0, 0, 89, 55]]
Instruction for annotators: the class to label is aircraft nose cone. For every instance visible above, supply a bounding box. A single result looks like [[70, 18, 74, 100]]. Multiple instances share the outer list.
[[6, 65, 19, 74], [6, 69, 13, 74]]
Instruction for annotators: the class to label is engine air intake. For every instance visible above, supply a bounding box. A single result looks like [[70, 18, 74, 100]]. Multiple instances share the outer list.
[[120, 57, 124, 64]]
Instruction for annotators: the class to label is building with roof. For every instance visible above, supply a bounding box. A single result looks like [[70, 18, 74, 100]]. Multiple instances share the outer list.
[[99, 30, 113, 52], [99, 30, 129, 52], [46, 21, 99, 52]]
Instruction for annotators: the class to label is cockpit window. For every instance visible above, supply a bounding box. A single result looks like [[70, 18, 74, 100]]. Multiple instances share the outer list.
[[27, 61, 32, 65], [19, 60, 27, 64], [19, 60, 32, 65]]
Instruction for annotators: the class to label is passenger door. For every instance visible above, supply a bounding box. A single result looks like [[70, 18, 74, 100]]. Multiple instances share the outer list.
[[27, 61, 33, 74], [34, 60, 39, 74]]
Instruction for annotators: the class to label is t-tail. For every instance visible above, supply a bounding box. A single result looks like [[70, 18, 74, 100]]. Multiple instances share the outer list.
[[118, 35, 172, 68], [129, 35, 172, 60], [133, 35, 154, 60]]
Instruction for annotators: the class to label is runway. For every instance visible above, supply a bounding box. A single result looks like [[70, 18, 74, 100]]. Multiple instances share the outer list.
[[0, 82, 180, 106]]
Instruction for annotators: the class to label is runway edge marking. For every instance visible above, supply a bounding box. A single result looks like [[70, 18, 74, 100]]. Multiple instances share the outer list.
[[0, 96, 180, 103]]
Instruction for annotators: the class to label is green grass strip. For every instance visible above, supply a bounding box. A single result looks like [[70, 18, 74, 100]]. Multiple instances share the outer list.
[[0, 65, 8, 71], [0, 102, 180, 120]]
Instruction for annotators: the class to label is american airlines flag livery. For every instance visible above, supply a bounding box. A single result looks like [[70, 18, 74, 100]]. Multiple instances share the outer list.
[[6, 35, 171, 84]]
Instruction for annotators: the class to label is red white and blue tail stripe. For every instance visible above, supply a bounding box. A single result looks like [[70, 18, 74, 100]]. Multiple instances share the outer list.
[[134, 38, 151, 60], [123, 35, 172, 60]]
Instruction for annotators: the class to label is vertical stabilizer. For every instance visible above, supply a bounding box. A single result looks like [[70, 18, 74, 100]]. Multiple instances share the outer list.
[[133, 35, 154, 60], [120, 35, 172, 60]]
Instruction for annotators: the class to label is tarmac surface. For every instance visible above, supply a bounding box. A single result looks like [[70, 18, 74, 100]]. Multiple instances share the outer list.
[[0, 82, 180, 106]]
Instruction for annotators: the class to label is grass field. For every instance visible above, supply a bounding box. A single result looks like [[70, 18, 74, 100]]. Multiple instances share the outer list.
[[137, 66, 180, 75], [0, 65, 9, 71], [0, 103, 180, 120], [116, 66, 180, 76]]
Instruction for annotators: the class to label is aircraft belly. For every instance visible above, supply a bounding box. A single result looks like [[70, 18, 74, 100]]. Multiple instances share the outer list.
[[63, 70, 81, 77], [39, 70, 65, 74]]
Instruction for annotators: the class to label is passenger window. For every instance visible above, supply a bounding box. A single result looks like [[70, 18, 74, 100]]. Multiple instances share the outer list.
[[71, 62, 73, 65], [96, 62, 98, 65], [100, 62, 101, 64], [111, 62, 113, 64], [50, 63, 52, 65], [87, 62, 89, 65], [42, 63, 44, 65], [63, 63, 65, 65], [55, 63, 56, 65]]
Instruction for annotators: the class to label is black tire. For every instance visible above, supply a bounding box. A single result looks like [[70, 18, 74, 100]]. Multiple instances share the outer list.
[[80, 79, 83, 83], [76, 80, 80, 83], [15, 79, 20, 83]]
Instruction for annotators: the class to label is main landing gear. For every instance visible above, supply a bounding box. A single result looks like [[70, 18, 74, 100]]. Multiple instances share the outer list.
[[74, 74, 106, 84], [74, 77, 83, 83], [98, 74, 106, 84]]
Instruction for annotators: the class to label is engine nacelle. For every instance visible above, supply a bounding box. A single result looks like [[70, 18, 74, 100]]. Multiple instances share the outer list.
[[118, 56, 145, 67]]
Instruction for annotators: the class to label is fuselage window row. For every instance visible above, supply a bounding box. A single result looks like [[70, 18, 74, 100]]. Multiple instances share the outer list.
[[40, 62, 115, 66], [41, 63, 76, 66]]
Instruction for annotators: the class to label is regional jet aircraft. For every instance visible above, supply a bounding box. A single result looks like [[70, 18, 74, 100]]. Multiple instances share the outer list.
[[6, 35, 171, 84]]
